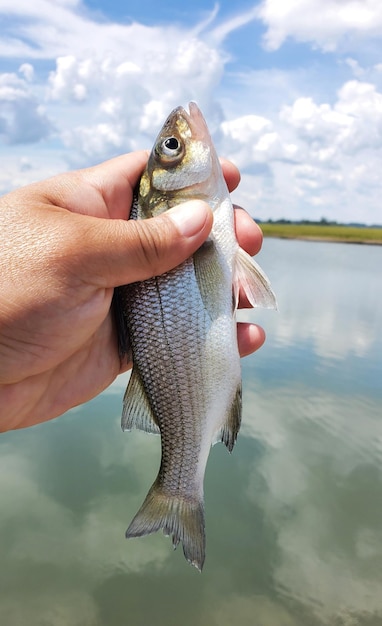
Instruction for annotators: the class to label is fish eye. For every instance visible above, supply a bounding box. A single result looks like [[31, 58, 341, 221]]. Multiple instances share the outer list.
[[161, 136, 182, 157], [164, 137, 179, 151]]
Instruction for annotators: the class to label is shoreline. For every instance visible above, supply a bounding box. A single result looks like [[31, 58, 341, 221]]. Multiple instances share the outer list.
[[262, 234, 382, 246], [260, 223, 382, 246]]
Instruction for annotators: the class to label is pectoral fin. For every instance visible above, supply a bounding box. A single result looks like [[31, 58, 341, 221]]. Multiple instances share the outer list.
[[233, 247, 277, 311], [193, 239, 225, 320], [122, 367, 160, 434]]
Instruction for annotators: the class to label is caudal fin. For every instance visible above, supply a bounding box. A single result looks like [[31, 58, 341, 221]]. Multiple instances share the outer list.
[[126, 481, 206, 571]]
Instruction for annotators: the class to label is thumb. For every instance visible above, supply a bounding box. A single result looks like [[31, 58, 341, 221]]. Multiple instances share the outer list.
[[76, 200, 213, 288]]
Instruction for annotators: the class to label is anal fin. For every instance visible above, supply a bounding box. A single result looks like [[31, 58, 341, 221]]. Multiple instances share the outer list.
[[213, 384, 242, 453]]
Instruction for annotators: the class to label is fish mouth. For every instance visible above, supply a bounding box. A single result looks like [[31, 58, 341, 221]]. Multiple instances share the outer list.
[[176, 101, 210, 142], [186, 102, 206, 126], [187, 101, 203, 119]]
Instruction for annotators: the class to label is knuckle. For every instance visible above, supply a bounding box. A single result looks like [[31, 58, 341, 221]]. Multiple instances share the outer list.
[[133, 218, 172, 278]]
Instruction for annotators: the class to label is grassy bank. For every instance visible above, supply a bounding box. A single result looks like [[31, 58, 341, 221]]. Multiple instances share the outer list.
[[260, 222, 382, 245]]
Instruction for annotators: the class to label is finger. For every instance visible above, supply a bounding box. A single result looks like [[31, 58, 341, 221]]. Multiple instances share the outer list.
[[85, 151, 149, 219], [237, 286, 252, 309], [234, 206, 263, 256], [90, 150, 149, 191], [42, 151, 149, 220], [220, 158, 241, 192], [70, 200, 213, 288], [237, 323, 266, 357]]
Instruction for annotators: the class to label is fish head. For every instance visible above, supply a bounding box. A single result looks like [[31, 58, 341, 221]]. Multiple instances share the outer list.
[[139, 102, 224, 216]]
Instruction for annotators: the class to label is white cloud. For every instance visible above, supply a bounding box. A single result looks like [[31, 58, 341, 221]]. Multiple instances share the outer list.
[[258, 0, 382, 51], [226, 78, 382, 224], [207, 4, 260, 45], [0, 150, 67, 195], [18, 63, 34, 82], [0, 3, 227, 175], [0, 2, 381, 223], [46, 33, 224, 166], [0, 72, 52, 144], [221, 114, 298, 169], [221, 114, 272, 141]]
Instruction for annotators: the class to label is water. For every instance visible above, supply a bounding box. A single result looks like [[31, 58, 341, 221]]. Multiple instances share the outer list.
[[1, 239, 381, 626]]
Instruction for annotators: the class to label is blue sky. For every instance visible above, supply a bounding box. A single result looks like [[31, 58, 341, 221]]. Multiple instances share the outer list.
[[1, 0, 382, 224]]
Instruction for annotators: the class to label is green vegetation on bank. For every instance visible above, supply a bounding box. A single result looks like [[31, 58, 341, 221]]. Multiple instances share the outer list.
[[259, 220, 382, 244]]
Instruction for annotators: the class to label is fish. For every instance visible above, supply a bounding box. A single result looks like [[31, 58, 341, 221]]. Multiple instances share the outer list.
[[113, 102, 276, 571]]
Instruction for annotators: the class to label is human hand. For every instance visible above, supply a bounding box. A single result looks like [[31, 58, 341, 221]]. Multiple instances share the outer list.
[[0, 152, 265, 431]]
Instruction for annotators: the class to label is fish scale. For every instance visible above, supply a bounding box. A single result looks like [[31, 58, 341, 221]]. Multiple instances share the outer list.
[[125, 260, 209, 498], [113, 102, 277, 570]]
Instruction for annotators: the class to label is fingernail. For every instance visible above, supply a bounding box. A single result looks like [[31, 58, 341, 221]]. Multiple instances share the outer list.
[[167, 200, 211, 237]]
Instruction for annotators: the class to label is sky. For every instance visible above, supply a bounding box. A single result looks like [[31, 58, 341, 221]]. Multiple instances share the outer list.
[[1, 0, 382, 225]]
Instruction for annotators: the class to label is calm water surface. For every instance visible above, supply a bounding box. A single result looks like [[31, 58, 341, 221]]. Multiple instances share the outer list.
[[1, 239, 381, 626]]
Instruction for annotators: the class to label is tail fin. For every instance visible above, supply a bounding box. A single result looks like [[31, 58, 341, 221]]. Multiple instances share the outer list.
[[126, 480, 206, 571]]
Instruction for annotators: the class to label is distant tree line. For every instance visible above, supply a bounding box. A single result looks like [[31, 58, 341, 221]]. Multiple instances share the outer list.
[[256, 217, 382, 229]]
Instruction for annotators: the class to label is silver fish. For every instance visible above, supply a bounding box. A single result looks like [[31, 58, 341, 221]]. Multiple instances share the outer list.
[[114, 102, 276, 571]]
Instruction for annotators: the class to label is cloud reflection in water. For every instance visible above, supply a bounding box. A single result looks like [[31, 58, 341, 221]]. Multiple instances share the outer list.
[[0, 239, 381, 625]]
